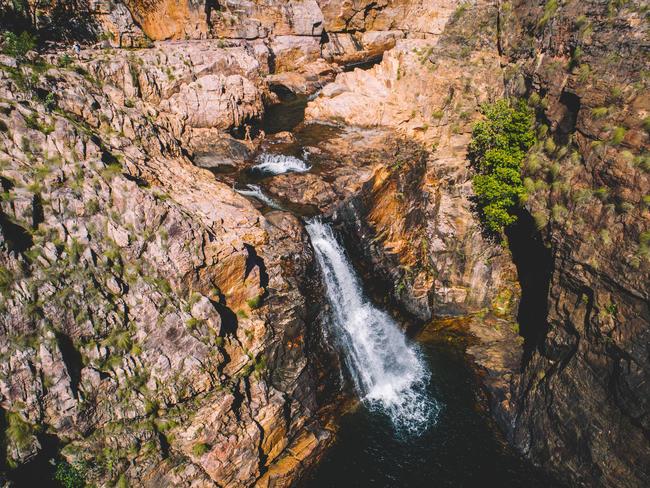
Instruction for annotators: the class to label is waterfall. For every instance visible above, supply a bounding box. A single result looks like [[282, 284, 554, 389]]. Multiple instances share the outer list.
[[306, 219, 440, 434], [252, 153, 311, 175], [235, 184, 283, 210]]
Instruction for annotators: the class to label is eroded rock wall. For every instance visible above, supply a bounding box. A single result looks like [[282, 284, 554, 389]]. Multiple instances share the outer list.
[[0, 45, 334, 488], [117, 0, 459, 68], [306, 0, 519, 321], [123, 0, 455, 39], [498, 1, 650, 486]]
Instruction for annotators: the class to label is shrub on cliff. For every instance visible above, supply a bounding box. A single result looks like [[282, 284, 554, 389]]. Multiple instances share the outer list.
[[469, 100, 536, 235], [192, 442, 211, 456], [1, 30, 36, 61], [54, 459, 86, 488]]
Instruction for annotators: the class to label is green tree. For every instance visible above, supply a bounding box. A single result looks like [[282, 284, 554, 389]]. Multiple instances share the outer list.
[[468, 99, 536, 235], [7, 0, 51, 30], [1, 30, 37, 61]]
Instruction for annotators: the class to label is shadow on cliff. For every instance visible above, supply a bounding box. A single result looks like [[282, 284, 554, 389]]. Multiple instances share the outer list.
[[0, 1, 101, 43], [506, 208, 554, 366]]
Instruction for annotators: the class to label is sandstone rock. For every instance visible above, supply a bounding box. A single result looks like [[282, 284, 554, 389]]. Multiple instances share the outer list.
[[124, 0, 323, 41], [321, 30, 405, 64], [0, 44, 333, 487], [95, 1, 150, 48], [318, 0, 458, 36], [1, 2, 646, 487], [84, 41, 267, 136], [286, 0, 325, 36], [0, 54, 17, 68], [266, 59, 340, 96], [307, 1, 650, 486], [305, 2, 513, 321], [270, 35, 322, 73], [189, 130, 252, 170], [497, 1, 650, 486], [362, 30, 406, 52], [123, 0, 209, 40], [162, 73, 262, 129]]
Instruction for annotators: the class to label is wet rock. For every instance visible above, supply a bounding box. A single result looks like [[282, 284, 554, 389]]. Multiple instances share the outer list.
[[191, 133, 252, 170]]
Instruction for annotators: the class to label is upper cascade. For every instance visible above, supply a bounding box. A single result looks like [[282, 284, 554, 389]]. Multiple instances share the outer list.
[[252, 153, 311, 176]]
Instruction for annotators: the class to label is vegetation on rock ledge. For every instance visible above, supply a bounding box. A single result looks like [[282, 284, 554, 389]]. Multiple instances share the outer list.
[[469, 99, 536, 235], [54, 460, 86, 488]]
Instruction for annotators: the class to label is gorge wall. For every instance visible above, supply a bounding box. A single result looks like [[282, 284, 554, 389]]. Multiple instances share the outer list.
[[500, 2, 649, 486], [305, 1, 649, 486], [0, 0, 648, 487]]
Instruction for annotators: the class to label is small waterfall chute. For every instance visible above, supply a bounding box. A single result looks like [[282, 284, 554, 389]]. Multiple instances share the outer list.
[[235, 184, 283, 210], [306, 219, 440, 434]]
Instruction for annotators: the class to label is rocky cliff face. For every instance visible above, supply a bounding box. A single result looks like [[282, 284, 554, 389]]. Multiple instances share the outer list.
[[0, 37, 340, 488], [306, 0, 521, 321], [303, 0, 529, 451], [123, 0, 458, 68], [497, 1, 649, 486]]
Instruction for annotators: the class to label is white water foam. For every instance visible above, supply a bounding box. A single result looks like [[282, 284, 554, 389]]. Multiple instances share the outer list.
[[306, 219, 440, 434], [252, 153, 310, 175], [235, 184, 283, 210], [308, 88, 323, 101]]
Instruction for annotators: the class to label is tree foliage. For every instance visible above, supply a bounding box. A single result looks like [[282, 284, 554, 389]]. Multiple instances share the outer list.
[[469, 99, 536, 235], [1, 30, 36, 60], [0, 0, 99, 43], [54, 460, 86, 488]]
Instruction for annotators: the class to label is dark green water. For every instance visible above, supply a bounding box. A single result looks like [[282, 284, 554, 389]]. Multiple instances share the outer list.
[[303, 328, 562, 488]]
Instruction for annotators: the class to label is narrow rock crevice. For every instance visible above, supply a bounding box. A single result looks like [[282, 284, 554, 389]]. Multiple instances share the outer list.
[[252, 416, 268, 476], [54, 332, 83, 399], [205, 0, 220, 29], [31, 194, 44, 229], [506, 209, 553, 365], [556, 90, 581, 145], [231, 380, 245, 422]]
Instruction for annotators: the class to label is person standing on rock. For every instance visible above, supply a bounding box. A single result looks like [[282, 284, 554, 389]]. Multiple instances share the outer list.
[[244, 124, 252, 143], [73, 42, 81, 59]]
